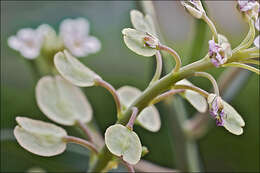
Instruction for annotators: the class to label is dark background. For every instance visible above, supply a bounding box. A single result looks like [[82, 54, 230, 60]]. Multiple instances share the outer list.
[[1, 1, 259, 172]]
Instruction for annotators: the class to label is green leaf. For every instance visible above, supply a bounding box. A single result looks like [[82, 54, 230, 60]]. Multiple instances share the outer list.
[[130, 10, 156, 36], [14, 117, 67, 157], [105, 124, 142, 164], [36, 75, 93, 126], [117, 86, 161, 132], [222, 100, 245, 135], [176, 79, 207, 113], [122, 28, 157, 57], [54, 50, 101, 87]]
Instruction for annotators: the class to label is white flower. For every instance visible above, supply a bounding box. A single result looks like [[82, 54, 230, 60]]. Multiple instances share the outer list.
[[8, 28, 43, 59], [254, 18, 259, 48], [59, 18, 101, 58], [237, 0, 259, 20]]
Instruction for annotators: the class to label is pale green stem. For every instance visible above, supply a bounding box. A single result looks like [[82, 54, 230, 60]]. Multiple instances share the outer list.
[[121, 159, 135, 173], [202, 14, 218, 42], [223, 62, 260, 75], [232, 19, 255, 53], [150, 89, 185, 105], [63, 136, 98, 154], [173, 84, 209, 98], [193, 72, 220, 96], [238, 59, 260, 65], [149, 51, 163, 86], [157, 44, 182, 73], [94, 78, 122, 117]]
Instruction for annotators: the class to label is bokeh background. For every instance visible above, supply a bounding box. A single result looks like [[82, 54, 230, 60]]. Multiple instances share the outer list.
[[1, 1, 259, 172]]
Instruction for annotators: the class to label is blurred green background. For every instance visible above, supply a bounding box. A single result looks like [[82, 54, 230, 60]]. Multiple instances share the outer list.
[[1, 1, 259, 172]]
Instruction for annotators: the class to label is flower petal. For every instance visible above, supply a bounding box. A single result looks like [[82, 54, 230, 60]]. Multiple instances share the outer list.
[[254, 35, 259, 48]]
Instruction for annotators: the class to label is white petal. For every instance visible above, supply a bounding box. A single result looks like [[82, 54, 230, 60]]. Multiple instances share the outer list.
[[254, 35, 259, 48], [60, 18, 89, 37], [8, 36, 21, 50], [20, 46, 40, 59], [84, 36, 101, 54]]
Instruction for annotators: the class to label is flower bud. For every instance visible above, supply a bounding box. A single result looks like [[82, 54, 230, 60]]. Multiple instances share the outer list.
[[181, 0, 205, 19]]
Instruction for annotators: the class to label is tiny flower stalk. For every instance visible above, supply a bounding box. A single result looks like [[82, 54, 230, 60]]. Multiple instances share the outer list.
[[193, 72, 220, 96], [149, 51, 163, 86], [126, 107, 139, 130], [223, 62, 260, 75], [150, 89, 185, 105], [173, 84, 209, 98], [94, 78, 122, 117], [201, 14, 218, 42], [157, 44, 182, 73], [63, 136, 99, 154], [76, 120, 93, 143]]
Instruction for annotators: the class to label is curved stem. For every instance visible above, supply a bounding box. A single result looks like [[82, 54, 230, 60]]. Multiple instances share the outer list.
[[95, 78, 122, 117], [232, 19, 255, 53], [149, 51, 163, 86], [238, 59, 260, 65], [157, 44, 182, 73], [126, 107, 138, 130], [150, 89, 184, 105], [202, 14, 218, 41], [173, 84, 209, 98], [63, 136, 98, 154], [193, 72, 220, 96], [76, 120, 93, 143], [223, 62, 260, 75]]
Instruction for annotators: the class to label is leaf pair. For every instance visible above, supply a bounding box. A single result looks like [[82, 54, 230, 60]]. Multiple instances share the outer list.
[[123, 10, 159, 57]]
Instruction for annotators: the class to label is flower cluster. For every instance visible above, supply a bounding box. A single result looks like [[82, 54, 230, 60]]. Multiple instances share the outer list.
[[8, 18, 101, 59]]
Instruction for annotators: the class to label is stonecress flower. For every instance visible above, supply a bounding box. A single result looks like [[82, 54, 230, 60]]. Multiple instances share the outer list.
[[208, 95, 224, 126], [181, 0, 205, 19], [59, 18, 101, 58], [208, 34, 232, 67], [237, 0, 259, 20], [254, 18, 259, 48], [8, 28, 44, 59]]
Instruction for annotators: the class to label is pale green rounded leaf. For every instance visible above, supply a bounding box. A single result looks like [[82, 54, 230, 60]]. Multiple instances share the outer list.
[[137, 106, 161, 132], [117, 86, 161, 132], [14, 117, 67, 157], [176, 79, 207, 113], [130, 10, 156, 36], [222, 101, 245, 135], [54, 50, 101, 87], [105, 124, 142, 164], [36, 76, 93, 126], [122, 28, 157, 57]]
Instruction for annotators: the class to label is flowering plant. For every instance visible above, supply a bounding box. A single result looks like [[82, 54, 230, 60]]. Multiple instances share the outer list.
[[7, 1, 259, 172]]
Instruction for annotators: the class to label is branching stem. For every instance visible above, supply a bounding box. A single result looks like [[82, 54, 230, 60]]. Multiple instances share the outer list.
[[76, 120, 93, 143], [150, 89, 185, 105], [202, 14, 218, 41], [149, 51, 163, 85]]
